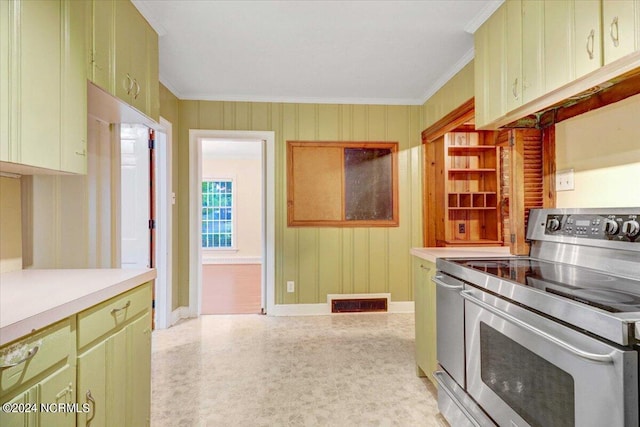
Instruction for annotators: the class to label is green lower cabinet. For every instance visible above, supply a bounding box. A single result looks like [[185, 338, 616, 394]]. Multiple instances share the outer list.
[[0, 365, 75, 427], [77, 311, 151, 427], [413, 257, 437, 387]]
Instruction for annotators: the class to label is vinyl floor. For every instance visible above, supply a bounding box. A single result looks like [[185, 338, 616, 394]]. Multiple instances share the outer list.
[[150, 313, 442, 427]]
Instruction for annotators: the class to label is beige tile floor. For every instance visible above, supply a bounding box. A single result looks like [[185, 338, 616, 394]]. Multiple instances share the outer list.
[[151, 313, 442, 427]]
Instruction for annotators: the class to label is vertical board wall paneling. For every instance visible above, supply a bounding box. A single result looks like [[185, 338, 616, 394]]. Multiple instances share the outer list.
[[178, 100, 422, 305]]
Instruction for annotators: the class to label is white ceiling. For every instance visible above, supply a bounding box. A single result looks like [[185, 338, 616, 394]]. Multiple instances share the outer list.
[[133, 0, 502, 105]]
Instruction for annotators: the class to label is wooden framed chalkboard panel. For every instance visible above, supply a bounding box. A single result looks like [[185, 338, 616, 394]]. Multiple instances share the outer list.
[[287, 141, 398, 227]]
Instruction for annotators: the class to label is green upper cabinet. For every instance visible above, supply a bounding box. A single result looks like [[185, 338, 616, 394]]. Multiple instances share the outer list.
[[61, 0, 88, 174], [0, 0, 9, 163], [89, 0, 115, 93], [544, 0, 574, 93], [475, 0, 639, 130], [111, 0, 160, 121], [521, 0, 544, 104], [0, 0, 87, 174], [574, 0, 602, 78], [474, 2, 507, 128], [603, 0, 640, 64], [505, 0, 523, 112]]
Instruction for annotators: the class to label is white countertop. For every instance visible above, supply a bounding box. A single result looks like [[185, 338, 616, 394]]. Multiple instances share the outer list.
[[410, 246, 514, 263], [0, 268, 156, 346]]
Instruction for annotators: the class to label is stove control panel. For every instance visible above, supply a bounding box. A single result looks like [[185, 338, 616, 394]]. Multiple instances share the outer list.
[[544, 213, 640, 242]]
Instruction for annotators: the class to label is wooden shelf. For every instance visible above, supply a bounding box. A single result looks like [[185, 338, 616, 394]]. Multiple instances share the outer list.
[[448, 168, 496, 173], [448, 146, 497, 154], [448, 207, 497, 210]]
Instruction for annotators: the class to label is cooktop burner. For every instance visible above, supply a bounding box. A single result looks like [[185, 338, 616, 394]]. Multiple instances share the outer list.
[[454, 257, 640, 313]]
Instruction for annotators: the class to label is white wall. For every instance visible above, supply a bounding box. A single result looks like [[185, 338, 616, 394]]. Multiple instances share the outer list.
[[0, 176, 22, 272], [555, 93, 640, 208], [202, 156, 262, 262]]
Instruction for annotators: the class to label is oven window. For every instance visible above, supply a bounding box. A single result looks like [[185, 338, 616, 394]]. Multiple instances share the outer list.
[[480, 322, 575, 427]]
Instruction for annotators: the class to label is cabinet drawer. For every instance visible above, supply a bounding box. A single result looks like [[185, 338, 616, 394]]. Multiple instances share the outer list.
[[77, 283, 151, 349], [0, 318, 72, 397]]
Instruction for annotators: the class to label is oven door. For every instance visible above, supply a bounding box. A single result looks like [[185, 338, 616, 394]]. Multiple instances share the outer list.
[[462, 287, 638, 427]]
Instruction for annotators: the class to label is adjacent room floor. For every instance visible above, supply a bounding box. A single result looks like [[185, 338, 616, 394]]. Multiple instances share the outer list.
[[151, 313, 442, 426]]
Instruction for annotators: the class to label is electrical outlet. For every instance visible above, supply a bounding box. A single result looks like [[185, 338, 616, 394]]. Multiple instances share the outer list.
[[556, 169, 575, 191], [458, 223, 466, 234], [287, 281, 295, 293]]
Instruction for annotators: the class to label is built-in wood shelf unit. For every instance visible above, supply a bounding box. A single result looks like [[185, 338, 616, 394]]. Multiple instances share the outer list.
[[436, 128, 503, 246]]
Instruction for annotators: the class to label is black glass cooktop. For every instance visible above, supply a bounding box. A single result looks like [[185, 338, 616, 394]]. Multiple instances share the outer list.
[[454, 258, 640, 313]]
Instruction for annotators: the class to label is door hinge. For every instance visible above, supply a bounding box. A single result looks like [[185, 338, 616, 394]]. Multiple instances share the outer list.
[[148, 139, 155, 150], [510, 233, 516, 243], [509, 133, 515, 147], [152, 299, 155, 309], [149, 219, 156, 229]]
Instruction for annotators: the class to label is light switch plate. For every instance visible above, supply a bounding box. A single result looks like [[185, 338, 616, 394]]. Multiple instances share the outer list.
[[556, 169, 575, 191]]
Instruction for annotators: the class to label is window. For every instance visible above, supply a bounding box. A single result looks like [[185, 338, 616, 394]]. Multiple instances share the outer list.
[[202, 180, 234, 248]]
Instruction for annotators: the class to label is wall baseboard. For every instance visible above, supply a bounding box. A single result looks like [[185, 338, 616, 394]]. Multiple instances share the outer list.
[[170, 306, 192, 325], [268, 300, 415, 316]]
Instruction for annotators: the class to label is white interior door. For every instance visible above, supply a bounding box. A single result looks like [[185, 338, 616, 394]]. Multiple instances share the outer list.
[[121, 124, 150, 269]]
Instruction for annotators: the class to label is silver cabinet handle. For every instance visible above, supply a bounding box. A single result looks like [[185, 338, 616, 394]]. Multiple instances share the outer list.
[[461, 290, 615, 364], [86, 390, 96, 426], [133, 79, 141, 99], [586, 29, 595, 59], [124, 73, 134, 94], [419, 264, 431, 272], [512, 77, 518, 99], [0, 345, 39, 368], [110, 300, 131, 315], [610, 16, 620, 47], [432, 275, 463, 290]]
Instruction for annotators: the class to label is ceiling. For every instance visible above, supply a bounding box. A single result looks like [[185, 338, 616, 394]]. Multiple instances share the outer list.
[[133, 0, 502, 105]]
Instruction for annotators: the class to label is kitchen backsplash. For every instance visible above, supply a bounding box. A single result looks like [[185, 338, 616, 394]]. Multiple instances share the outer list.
[[555, 93, 640, 208]]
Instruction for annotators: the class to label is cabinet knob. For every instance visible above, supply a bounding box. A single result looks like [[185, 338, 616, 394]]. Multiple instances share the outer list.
[[86, 390, 96, 426]]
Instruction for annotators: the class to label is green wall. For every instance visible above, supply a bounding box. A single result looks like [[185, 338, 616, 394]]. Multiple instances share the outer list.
[[421, 60, 475, 129], [161, 59, 474, 308], [172, 101, 423, 306]]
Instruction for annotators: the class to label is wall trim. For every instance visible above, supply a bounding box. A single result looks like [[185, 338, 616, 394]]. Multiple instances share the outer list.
[[202, 256, 263, 265], [170, 306, 192, 326], [269, 299, 415, 316]]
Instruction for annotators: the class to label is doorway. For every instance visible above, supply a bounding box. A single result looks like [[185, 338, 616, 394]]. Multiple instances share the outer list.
[[189, 130, 276, 317], [200, 139, 262, 314]]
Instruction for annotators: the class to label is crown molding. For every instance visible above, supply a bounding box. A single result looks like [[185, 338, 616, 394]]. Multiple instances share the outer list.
[[464, 0, 504, 34], [420, 47, 475, 105]]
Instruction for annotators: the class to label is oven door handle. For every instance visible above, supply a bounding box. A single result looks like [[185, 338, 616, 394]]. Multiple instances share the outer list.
[[432, 275, 463, 290], [461, 290, 615, 364]]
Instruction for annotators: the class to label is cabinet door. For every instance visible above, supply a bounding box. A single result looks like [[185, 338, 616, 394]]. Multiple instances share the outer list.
[[61, 0, 88, 174], [574, 0, 602, 78], [522, 0, 544, 103], [603, 0, 640, 64], [486, 5, 506, 122], [413, 258, 428, 377], [114, 0, 133, 103], [129, 13, 148, 114], [505, 0, 523, 112], [38, 365, 75, 427], [77, 340, 107, 427], [0, 0, 10, 162], [18, 0, 62, 170], [91, 0, 114, 93], [0, 386, 37, 427], [106, 327, 127, 427], [544, 0, 574, 92], [126, 313, 151, 427], [473, 21, 489, 128], [147, 25, 160, 122]]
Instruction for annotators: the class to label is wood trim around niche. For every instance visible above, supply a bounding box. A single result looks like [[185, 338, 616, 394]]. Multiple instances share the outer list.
[[287, 141, 399, 227], [421, 98, 475, 143]]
